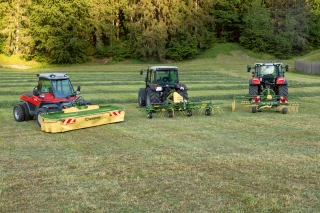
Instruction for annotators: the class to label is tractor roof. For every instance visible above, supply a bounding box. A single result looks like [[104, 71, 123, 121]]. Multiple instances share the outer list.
[[37, 73, 70, 80], [254, 63, 283, 66], [150, 66, 178, 70]]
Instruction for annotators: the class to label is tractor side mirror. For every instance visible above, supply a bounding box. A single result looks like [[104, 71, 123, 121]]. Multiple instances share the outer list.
[[76, 86, 81, 95], [33, 86, 39, 96], [285, 65, 289, 72], [140, 70, 143, 75], [247, 65, 251, 72]]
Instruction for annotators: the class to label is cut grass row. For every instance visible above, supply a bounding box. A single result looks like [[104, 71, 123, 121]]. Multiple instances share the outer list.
[[1, 48, 320, 212], [1, 101, 319, 212]]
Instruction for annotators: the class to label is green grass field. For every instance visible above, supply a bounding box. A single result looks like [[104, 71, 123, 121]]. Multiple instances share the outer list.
[[1, 45, 320, 212]]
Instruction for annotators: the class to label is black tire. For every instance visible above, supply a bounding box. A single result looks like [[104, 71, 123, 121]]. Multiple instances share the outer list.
[[138, 88, 146, 107], [146, 88, 160, 105], [37, 108, 48, 127], [13, 104, 25, 122], [278, 85, 288, 97], [187, 110, 192, 117], [252, 106, 257, 113], [281, 107, 288, 114], [168, 111, 173, 118], [147, 112, 153, 119], [249, 85, 259, 96], [205, 109, 211, 116], [177, 90, 188, 101], [22, 103, 33, 121]]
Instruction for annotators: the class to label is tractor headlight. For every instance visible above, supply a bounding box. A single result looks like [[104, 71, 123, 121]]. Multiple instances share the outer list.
[[39, 93, 45, 98], [156, 87, 163, 91]]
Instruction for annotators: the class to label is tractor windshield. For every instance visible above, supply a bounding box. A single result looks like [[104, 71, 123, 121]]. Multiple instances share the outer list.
[[259, 65, 277, 76], [51, 79, 75, 98], [156, 70, 178, 84]]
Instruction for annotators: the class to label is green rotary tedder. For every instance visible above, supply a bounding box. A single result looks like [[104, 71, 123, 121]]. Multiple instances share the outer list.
[[145, 90, 223, 119], [232, 88, 299, 114]]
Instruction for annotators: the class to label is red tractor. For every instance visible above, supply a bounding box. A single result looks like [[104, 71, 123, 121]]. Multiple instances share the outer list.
[[247, 63, 289, 97], [13, 73, 90, 126]]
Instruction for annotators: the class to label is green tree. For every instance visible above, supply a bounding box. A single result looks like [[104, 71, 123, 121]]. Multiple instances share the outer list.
[[308, 0, 320, 49], [211, 0, 243, 42], [239, 1, 274, 53], [30, 0, 91, 63], [0, 0, 33, 57]]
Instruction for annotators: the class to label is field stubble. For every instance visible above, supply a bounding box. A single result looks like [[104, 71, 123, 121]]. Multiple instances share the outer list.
[[0, 53, 320, 212]]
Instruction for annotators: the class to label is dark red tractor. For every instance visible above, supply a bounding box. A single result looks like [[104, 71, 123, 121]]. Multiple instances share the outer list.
[[247, 63, 289, 97], [13, 73, 90, 126]]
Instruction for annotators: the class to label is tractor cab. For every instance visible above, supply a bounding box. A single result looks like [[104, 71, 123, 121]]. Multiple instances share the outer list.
[[142, 66, 179, 85], [138, 66, 188, 107], [33, 73, 79, 99]]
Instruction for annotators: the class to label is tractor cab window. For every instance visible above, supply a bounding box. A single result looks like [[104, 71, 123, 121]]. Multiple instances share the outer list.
[[260, 65, 277, 76], [38, 79, 52, 93], [51, 79, 75, 98], [156, 70, 178, 83]]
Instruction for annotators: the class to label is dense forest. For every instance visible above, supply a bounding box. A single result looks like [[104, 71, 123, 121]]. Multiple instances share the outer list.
[[0, 0, 320, 63]]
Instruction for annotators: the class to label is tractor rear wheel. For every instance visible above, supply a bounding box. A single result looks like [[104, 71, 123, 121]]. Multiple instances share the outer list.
[[249, 85, 259, 96], [177, 90, 188, 101], [278, 85, 288, 97], [138, 88, 146, 107], [22, 103, 33, 121], [146, 88, 160, 105], [37, 108, 48, 127], [13, 104, 25, 122]]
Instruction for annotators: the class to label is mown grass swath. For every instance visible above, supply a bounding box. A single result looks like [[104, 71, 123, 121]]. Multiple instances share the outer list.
[[0, 51, 319, 212]]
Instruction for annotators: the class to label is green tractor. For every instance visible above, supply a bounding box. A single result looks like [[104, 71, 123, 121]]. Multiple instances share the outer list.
[[247, 63, 289, 97], [138, 66, 188, 107]]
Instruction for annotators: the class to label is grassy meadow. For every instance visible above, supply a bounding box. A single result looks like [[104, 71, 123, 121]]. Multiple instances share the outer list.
[[0, 44, 319, 212]]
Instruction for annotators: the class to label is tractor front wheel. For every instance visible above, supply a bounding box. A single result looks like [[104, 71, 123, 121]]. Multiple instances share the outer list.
[[168, 111, 173, 118], [13, 104, 25, 122], [37, 108, 48, 127], [147, 112, 153, 119], [22, 103, 33, 121], [187, 110, 192, 117]]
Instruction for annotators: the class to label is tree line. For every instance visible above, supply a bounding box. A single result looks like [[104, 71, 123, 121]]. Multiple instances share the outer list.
[[0, 0, 319, 64]]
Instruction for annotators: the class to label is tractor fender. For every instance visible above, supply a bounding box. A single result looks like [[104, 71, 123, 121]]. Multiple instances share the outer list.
[[276, 77, 288, 85], [249, 77, 260, 85]]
